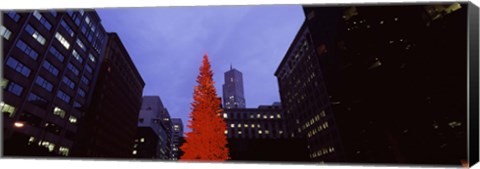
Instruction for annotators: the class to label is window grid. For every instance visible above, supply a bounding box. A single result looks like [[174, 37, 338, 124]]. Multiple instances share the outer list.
[[55, 32, 70, 49], [0, 25, 12, 40]]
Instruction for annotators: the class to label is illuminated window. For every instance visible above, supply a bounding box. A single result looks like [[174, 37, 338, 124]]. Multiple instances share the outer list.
[[59, 146, 69, 156], [69, 115, 77, 124], [244, 124, 248, 128], [279, 130, 283, 134], [25, 24, 46, 45], [132, 150, 137, 155], [230, 124, 234, 128], [55, 32, 70, 49], [237, 124, 241, 128], [263, 115, 267, 119], [53, 107, 66, 118], [224, 130, 228, 134], [258, 130, 262, 134], [257, 114, 261, 118], [251, 124, 255, 128], [223, 113, 227, 118], [72, 50, 83, 64], [277, 114, 281, 119], [0, 25, 12, 40], [76, 39, 86, 52], [1, 102, 16, 117], [140, 138, 145, 143], [238, 131, 242, 135], [265, 130, 270, 134], [88, 53, 96, 63]]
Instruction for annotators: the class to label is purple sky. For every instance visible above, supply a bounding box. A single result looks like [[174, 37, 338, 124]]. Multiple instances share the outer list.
[[96, 5, 305, 132]]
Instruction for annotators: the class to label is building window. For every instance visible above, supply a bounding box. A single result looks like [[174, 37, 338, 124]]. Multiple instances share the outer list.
[[25, 24, 46, 45], [43, 61, 59, 76], [85, 65, 93, 74], [81, 76, 89, 85], [7, 81, 24, 96], [223, 113, 227, 118], [27, 93, 48, 109], [5, 57, 31, 77], [55, 32, 70, 49], [88, 53, 96, 63], [62, 76, 75, 89], [140, 138, 145, 143], [76, 39, 87, 52], [59, 146, 69, 156], [0, 25, 12, 40], [35, 76, 54, 92], [49, 46, 65, 62], [1, 102, 16, 117], [7, 11, 21, 22], [77, 88, 86, 97], [60, 20, 74, 37], [67, 63, 80, 76], [52, 107, 66, 118], [1, 78, 9, 88], [69, 115, 77, 124], [56, 90, 71, 103], [33, 11, 52, 30], [16, 40, 39, 60], [72, 50, 83, 64]]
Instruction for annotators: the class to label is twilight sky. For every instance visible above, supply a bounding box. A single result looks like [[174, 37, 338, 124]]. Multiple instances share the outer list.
[[96, 5, 305, 132]]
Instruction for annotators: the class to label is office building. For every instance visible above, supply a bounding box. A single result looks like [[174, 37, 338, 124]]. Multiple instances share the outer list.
[[275, 22, 344, 162], [71, 32, 145, 158], [134, 96, 170, 159], [223, 103, 309, 161], [2, 10, 108, 156], [222, 65, 246, 109]]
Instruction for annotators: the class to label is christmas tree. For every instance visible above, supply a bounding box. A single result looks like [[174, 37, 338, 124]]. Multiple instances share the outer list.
[[180, 53, 229, 161]]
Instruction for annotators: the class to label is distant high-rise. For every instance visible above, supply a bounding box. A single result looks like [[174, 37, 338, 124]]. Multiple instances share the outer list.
[[222, 65, 246, 109]]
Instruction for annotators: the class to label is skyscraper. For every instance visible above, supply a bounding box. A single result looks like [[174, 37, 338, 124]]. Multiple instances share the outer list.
[[2, 10, 108, 156], [222, 65, 246, 109]]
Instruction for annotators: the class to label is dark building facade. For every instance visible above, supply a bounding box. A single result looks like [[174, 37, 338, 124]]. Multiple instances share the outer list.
[[276, 3, 468, 165], [72, 33, 145, 158], [2, 10, 108, 156], [275, 23, 344, 162], [222, 65, 246, 109]]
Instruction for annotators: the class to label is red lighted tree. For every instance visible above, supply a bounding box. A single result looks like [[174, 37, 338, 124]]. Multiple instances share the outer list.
[[180, 53, 229, 161]]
